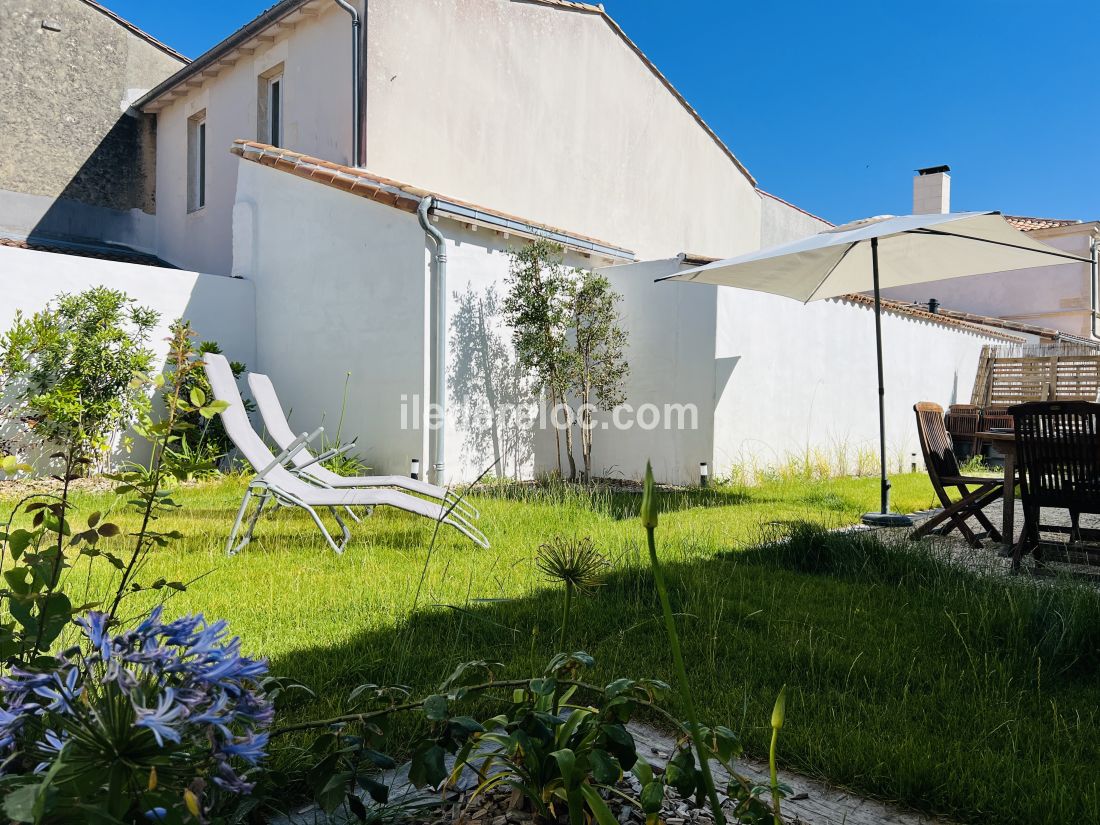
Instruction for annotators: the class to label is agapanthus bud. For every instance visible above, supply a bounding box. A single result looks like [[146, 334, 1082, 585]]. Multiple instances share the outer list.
[[771, 684, 787, 731], [640, 461, 659, 530], [184, 788, 200, 817]]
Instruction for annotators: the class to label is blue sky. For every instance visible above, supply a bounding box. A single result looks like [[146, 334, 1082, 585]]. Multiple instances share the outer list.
[[106, 0, 1098, 225]]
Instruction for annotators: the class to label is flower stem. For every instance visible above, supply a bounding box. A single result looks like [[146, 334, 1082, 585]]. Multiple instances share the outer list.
[[770, 726, 782, 825], [559, 581, 573, 651], [645, 525, 725, 825]]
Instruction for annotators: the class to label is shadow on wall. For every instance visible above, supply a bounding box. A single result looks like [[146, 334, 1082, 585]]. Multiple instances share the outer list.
[[29, 112, 156, 248], [449, 284, 535, 480]]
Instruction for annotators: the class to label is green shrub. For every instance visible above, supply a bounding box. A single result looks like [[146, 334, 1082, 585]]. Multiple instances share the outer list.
[[0, 287, 158, 471]]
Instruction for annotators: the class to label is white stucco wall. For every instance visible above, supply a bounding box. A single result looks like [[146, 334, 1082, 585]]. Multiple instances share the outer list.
[[152, 2, 360, 275], [589, 259, 717, 484], [882, 225, 1099, 340], [365, 0, 761, 262], [234, 159, 428, 478], [236, 157, 618, 483], [712, 291, 1001, 479], [0, 245, 255, 468]]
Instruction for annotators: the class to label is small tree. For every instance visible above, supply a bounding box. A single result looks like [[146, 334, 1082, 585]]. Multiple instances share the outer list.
[[503, 240, 579, 479], [0, 287, 158, 474], [571, 272, 629, 482]]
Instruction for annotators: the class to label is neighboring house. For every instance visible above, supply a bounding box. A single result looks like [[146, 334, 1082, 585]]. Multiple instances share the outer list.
[[0, 0, 186, 252], [884, 167, 1099, 343]]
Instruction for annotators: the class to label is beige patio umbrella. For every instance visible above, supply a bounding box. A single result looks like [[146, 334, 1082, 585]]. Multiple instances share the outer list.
[[658, 211, 1093, 526]]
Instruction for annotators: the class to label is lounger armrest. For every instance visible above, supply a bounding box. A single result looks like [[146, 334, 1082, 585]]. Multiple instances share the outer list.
[[261, 427, 323, 477], [296, 442, 355, 470]]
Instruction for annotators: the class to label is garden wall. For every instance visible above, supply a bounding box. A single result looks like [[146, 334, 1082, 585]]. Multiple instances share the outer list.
[[235, 158, 611, 484], [708, 194, 1016, 480], [0, 245, 255, 469]]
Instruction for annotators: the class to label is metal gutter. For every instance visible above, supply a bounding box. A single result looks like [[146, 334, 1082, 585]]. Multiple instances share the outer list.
[[232, 142, 635, 260], [430, 199, 635, 260]]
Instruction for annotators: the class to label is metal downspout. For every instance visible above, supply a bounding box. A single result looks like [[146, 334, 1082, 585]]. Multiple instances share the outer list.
[[1091, 235, 1099, 340], [332, 0, 364, 167], [418, 197, 447, 485]]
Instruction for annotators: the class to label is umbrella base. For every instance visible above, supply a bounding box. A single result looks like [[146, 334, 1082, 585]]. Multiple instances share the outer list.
[[861, 511, 914, 527]]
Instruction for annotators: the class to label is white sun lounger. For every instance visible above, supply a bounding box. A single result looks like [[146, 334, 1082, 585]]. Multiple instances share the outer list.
[[203, 353, 489, 554], [246, 371, 478, 521]]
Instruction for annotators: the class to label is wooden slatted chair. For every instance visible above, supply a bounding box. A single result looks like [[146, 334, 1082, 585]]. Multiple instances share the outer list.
[[911, 402, 1005, 548], [975, 406, 1014, 455], [944, 403, 982, 458], [1009, 401, 1100, 570]]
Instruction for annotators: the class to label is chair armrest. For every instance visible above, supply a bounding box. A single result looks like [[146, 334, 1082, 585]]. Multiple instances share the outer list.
[[260, 427, 323, 477]]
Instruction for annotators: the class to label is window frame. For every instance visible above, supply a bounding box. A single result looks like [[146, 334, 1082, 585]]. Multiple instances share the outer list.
[[187, 112, 208, 213], [268, 73, 283, 147]]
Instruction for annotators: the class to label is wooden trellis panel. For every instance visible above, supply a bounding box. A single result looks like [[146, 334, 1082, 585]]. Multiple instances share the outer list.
[[974, 352, 1100, 407]]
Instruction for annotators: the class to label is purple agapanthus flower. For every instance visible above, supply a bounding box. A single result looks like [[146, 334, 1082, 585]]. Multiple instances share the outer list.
[[0, 608, 273, 799]]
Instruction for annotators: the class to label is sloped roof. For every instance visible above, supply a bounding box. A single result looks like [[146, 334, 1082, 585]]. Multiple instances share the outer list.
[[757, 189, 833, 227], [78, 0, 189, 63], [231, 140, 635, 259], [0, 237, 175, 268], [840, 294, 1023, 343], [1004, 215, 1081, 232]]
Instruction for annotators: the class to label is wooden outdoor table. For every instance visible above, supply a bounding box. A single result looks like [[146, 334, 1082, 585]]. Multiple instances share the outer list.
[[979, 431, 1016, 550]]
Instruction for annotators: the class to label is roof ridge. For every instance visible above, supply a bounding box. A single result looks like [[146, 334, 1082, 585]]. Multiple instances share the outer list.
[[78, 0, 189, 63]]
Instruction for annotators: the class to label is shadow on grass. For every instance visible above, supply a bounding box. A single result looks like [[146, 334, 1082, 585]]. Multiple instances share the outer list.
[[267, 526, 1100, 825]]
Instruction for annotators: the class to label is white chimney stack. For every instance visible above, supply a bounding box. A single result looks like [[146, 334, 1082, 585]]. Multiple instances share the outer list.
[[913, 165, 951, 214]]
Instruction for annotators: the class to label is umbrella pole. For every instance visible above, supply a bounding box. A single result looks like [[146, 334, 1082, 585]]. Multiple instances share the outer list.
[[862, 237, 913, 528]]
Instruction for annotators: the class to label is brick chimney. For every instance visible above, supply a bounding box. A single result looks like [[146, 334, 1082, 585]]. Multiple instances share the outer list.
[[913, 165, 951, 214]]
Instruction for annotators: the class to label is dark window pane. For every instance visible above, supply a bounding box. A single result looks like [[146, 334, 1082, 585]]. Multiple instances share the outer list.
[[270, 80, 281, 146], [198, 121, 206, 208]]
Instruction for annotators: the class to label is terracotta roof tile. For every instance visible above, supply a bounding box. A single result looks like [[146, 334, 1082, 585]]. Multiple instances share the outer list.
[[840, 294, 1024, 343], [231, 140, 635, 259], [1003, 215, 1081, 232]]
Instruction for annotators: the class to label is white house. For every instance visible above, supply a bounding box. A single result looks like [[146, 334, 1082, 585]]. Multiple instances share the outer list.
[[2, 0, 1041, 485]]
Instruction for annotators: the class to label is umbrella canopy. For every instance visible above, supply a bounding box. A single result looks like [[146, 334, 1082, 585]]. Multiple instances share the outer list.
[[658, 211, 1085, 301], [657, 211, 1092, 525]]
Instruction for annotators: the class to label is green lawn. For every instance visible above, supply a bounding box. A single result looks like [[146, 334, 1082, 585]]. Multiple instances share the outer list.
[[4, 473, 1099, 825]]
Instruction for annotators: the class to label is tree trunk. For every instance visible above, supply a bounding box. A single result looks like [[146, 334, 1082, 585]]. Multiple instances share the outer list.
[[475, 300, 503, 477], [581, 386, 592, 482], [560, 390, 577, 481]]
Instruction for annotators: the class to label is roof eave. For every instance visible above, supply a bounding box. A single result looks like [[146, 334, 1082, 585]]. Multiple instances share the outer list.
[[136, 0, 314, 111], [231, 140, 636, 261]]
